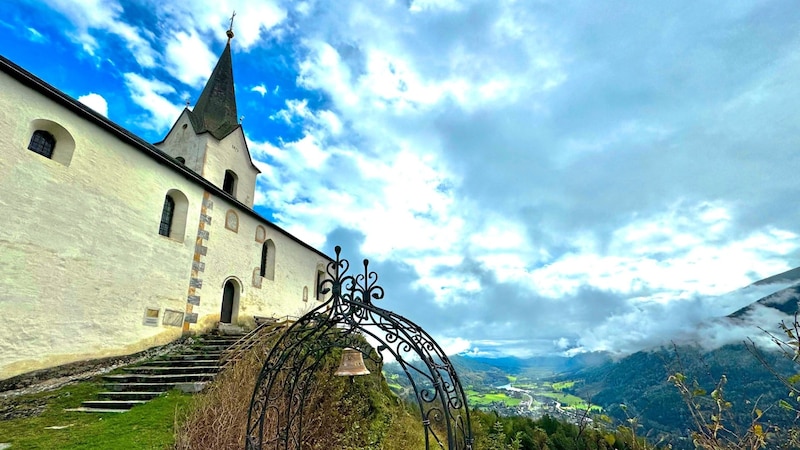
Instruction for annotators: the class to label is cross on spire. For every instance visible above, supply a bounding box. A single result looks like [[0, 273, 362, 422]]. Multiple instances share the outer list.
[[226, 11, 236, 42]]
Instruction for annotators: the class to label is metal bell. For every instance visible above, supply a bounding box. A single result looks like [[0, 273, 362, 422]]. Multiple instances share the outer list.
[[334, 348, 371, 376]]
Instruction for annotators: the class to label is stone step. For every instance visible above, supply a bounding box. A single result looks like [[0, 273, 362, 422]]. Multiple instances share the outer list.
[[197, 343, 240, 348], [159, 352, 223, 360], [81, 399, 149, 410], [75, 333, 253, 414], [197, 336, 242, 344], [123, 365, 219, 375], [97, 391, 164, 401], [65, 407, 130, 413], [139, 359, 219, 367], [103, 373, 216, 383], [102, 382, 177, 392], [188, 344, 230, 352]]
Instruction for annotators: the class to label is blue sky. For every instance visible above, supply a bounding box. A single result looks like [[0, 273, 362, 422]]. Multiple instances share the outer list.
[[4, 0, 800, 358]]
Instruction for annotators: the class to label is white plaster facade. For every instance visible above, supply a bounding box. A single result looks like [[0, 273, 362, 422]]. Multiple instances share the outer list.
[[0, 50, 331, 380], [155, 110, 260, 208]]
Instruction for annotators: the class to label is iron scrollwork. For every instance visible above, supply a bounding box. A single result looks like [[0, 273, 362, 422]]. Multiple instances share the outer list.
[[246, 246, 473, 449]]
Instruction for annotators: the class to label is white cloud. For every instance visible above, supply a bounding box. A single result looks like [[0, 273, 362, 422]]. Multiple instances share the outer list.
[[26, 27, 47, 43], [409, 0, 464, 13], [77, 93, 108, 117], [251, 84, 268, 96], [164, 30, 217, 87], [42, 0, 157, 67], [526, 203, 799, 300], [154, 0, 288, 50], [122, 73, 182, 131], [240, 1, 800, 358], [436, 336, 471, 355], [26, 0, 800, 357]]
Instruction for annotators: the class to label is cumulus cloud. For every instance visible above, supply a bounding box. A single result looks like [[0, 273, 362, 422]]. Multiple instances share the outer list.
[[248, 1, 800, 356], [251, 84, 268, 96], [77, 93, 108, 116], [122, 73, 183, 131], [164, 29, 217, 87], [41, 0, 157, 67], [155, 0, 288, 50], [21, 1, 800, 357]]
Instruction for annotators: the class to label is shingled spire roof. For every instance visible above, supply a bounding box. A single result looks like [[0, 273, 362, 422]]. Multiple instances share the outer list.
[[188, 41, 238, 140]]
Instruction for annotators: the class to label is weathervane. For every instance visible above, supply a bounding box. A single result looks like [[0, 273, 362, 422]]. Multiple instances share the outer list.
[[226, 11, 236, 42]]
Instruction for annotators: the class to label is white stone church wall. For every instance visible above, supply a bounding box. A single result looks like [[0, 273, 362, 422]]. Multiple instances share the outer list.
[[194, 193, 331, 328], [154, 110, 208, 174], [203, 130, 258, 207], [0, 71, 201, 379]]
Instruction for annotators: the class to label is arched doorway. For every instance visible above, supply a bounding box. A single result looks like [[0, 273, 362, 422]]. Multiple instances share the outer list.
[[221, 280, 236, 323]]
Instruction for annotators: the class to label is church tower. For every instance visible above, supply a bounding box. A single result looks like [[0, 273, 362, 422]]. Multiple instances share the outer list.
[[155, 22, 261, 207]]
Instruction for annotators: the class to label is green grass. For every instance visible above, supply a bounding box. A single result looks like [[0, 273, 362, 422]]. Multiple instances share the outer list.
[[465, 390, 521, 407], [551, 381, 575, 391], [506, 375, 518, 383], [0, 381, 191, 449], [538, 392, 601, 411]]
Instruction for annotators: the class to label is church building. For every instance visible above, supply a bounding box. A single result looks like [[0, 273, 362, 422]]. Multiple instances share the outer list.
[[0, 30, 332, 380]]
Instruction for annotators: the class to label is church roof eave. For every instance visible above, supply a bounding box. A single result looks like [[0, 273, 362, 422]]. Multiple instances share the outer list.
[[0, 54, 325, 261]]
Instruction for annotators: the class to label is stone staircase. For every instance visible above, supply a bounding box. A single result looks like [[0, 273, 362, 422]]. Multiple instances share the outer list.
[[69, 334, 243, 413]]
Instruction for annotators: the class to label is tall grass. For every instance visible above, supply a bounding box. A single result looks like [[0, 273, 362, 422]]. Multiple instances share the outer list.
[[175, 332, 426, 449]]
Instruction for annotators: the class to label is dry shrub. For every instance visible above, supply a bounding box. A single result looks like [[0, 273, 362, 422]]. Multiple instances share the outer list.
[[175, 336, 272, 450], [175, 332, 426, 449]]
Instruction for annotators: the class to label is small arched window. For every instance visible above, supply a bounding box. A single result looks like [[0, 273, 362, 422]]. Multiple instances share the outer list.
[[176, 156, 185, 164], [315, 268, 326, 301], [27, 119, 75, 166], [223, 170, 237, 197], [260, 243, 268, 277], [260, 240, 276, 280], [28, 130, 56, 158], [159, 195, 175, 237], [159, 189, 189, 241]]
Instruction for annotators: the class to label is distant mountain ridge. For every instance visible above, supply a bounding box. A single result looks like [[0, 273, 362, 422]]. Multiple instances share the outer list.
[[567, 266, 800, 447], [451, 265, 800, 448], [728, 266, 800, 319], [752, 266, 800, 286]]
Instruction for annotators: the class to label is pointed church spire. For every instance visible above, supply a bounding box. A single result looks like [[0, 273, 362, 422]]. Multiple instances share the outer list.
[[189, 17, 238, 140]]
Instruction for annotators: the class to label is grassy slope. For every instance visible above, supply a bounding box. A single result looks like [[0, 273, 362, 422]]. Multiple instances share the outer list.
[[0, 382, 191, 449]]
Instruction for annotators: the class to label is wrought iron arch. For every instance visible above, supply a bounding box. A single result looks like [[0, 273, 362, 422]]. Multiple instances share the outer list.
[[246, 246, 473, 449]]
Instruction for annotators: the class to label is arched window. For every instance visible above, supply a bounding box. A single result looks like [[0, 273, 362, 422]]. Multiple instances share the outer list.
[[260, 240, 276, 280], [159, 195, 175, 237], [315, 268, 326, 301], [176, 156, 185, 164], [158, 189, 189, 241], [26, 119, 75, 166], [223, 170, 237, 197], [28, 130, 56, 158], [260, 243, 268, 277]]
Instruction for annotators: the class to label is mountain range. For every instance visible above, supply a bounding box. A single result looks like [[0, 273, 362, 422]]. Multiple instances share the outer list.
[[452, 266, 800, 448]]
